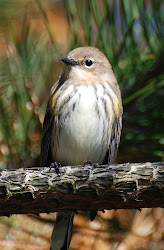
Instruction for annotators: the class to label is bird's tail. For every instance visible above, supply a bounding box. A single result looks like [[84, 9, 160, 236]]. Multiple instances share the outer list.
[[51, 212, 75, 250]]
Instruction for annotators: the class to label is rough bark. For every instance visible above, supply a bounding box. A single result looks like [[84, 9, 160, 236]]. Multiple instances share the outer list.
[[0, 162, 163, 216]]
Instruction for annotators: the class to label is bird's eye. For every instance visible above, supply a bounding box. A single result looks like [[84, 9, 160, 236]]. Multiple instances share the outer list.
[[85, 59, 93, 67]]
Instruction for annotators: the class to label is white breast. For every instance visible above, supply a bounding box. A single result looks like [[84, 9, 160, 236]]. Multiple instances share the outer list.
[[52, 85, 111, 166]]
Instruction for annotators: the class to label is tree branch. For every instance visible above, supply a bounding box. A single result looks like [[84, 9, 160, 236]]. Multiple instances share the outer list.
[[0, 162, 163, 216]]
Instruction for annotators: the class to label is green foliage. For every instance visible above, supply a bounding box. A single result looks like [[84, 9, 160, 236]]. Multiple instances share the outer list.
[[0, 0, 163, 168], [0, 8, 58, 167]]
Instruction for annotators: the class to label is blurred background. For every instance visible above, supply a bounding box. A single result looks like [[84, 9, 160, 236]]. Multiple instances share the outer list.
[[0, 0, 163, 249]]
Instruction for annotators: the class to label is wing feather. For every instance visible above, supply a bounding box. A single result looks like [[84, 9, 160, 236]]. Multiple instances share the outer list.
[[103, 116, 122, 164], [40, 74, 67, 166], [40, 103, 54, 166]]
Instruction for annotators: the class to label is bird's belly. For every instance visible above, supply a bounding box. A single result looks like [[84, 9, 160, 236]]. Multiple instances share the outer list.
[[52, 87, 109, 165]]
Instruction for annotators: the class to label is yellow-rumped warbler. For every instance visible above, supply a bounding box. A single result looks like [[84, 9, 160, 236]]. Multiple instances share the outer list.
[[40, 47, 123, 250]]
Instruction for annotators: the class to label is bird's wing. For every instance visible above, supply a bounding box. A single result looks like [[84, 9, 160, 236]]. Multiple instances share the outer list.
[[103, 116, 122, 165], [40, 101, 54, 166], [109, 116, 122, 164], [40, 73, 67, 167]]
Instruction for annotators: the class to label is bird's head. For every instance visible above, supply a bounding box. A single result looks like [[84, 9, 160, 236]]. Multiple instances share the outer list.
[[60, 47, 114, 84]]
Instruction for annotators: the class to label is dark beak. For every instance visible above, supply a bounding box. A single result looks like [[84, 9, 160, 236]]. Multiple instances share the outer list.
[[60, 57, 77, 66]]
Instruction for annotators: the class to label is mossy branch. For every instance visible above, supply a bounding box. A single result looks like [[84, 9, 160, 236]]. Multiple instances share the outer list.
[[0, 162, 163, 216]]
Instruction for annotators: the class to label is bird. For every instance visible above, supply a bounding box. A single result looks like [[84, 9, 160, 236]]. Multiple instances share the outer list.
[[40, 46, 123, 250]]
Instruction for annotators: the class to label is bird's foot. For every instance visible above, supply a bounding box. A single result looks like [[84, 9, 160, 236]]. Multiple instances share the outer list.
[[49, 162, 62, 174], [83, 160, 92, 166], [93, 162, 102, 168]]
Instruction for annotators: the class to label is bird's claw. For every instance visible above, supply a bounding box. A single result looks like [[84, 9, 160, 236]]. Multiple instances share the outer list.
[[49, 162, 62, 174], [83, 160, 92, 166], [93, 162, 102, 168]]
